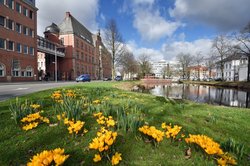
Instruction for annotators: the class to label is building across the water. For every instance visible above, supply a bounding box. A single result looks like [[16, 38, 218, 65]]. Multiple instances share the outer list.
[[0, 0, 38, 82]]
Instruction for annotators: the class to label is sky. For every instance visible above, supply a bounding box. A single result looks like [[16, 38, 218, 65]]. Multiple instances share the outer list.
[[37, 0, 250, 62]]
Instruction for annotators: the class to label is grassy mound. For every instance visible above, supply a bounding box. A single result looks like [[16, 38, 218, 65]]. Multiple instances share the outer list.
[[0, 82, 249, 165]]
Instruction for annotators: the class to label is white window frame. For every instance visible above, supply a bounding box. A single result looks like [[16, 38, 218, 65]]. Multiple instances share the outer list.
[[16, 43, 22, 53], [23, 7, 28, 17], [7, 40, 14, 51], [16, 2, 22, 13], [0, 38, 6, 49], [23, 26, 28, 35], [29, 46, 34, 55], [16, 23, 22, 33], [23, 45, 28, 54], [7, 19, 14, 30], [26, 66, 33, 77], [0, 63, 5, 77], [8, 0, 14, 9], [0, 15, 6, 27], [12, 68, 20, 77]]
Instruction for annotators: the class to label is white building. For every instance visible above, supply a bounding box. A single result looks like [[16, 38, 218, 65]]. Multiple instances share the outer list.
[[151, 60, 169, 78], [215, 54, 248, 81]]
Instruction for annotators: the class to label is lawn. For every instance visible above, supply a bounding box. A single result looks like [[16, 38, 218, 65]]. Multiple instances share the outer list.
[[0, 81, 249, 165]]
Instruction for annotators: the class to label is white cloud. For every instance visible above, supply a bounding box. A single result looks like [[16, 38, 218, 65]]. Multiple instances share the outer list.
[[133, 9, 182, 41], [126, 40, 164, 61], [37, 0, 99, 36], [162, 39, 213, 61], [100, 13, 106, 22], [133, 0, 155, 5], [126, 38, 213, 63], [169, 0, 250, 31]]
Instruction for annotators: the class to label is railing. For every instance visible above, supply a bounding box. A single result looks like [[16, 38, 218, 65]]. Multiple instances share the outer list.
[[37, 35, 65, 57]]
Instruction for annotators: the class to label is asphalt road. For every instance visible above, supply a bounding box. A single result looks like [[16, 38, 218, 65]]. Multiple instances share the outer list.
[[0, 81, 79, 102]]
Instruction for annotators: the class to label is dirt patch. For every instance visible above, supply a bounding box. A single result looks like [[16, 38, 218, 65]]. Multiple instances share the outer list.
[[113, 81, 141, 91]]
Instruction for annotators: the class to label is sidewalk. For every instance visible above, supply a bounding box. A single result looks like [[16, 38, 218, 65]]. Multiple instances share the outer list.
[[0, 80, 75, 86]]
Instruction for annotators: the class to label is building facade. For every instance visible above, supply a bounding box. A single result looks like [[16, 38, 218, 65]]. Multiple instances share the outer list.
[[215, 54, 248, 81], [151, 60, 169, 78], [38, 12, 112, 81], [188, 65, 210, 80], [0, 0, 38, 82]]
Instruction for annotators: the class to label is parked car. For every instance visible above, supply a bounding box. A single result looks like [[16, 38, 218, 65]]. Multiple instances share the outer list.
[[103, 77, 112, 81], [76, 74, 91, 82], [115, 76, 122, 81]]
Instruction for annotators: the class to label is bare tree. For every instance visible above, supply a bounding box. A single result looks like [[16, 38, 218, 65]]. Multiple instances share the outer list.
[[213, 35, 233, 81], [176, 53, 192, 79], [104, 19, 124, 80], [161, 64, 172, 79], [118, 49, 138, 79], [161, 66, 167, 79], [234, 23, 250, 81], [137, 53, 152, 78], [193, 52, 204, 80], [205, 53, 217, 78]]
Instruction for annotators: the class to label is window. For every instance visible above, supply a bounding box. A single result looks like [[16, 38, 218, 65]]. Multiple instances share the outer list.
[[16, 2, 21, 13], [29, 10, 33, 19], [76, 51, 79, 59], [23, 45, 28, 54], [29, 47, 34, 55], [76, 39, 79, 48], [12, 60, 20, 77], [12, 70, 20, 77], [0, 16, 5, 27], [29, 28, 33, 37], [23, 26, 28, 35], [7, 19, 13, 30], [21, 71, 25, 77], [60, 38, 64, 45], [0, 38, 6, 49], [16, 23, 21, 33], [0, 0, 4, 5], [23, 7, 28, 17], [0, 64, 5, 77], [8, 0, 13, 9], [16, 43, 22, 53], [8, 41, 14, 51], [26, 66, 33, 77]]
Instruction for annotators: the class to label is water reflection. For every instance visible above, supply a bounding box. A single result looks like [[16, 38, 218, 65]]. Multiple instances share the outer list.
[[146, 83, 250, 108]]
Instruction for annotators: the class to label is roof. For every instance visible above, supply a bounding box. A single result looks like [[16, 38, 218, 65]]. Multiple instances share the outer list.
[[188, 65, 208, 70], [58, 12, 93, 44], [216, 53, 248, 64]]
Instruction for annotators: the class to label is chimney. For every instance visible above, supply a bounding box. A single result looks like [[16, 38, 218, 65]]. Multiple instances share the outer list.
[[66, 12, 71, 17]]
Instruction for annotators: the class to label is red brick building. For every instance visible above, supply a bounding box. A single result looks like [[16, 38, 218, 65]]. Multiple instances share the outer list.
[[39, 12, 112, 81], [0, 0, 37, 82]]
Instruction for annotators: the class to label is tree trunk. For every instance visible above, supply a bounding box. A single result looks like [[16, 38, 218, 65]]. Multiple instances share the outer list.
[[247, 57, 250, 82], [221, 64, 224, 81]]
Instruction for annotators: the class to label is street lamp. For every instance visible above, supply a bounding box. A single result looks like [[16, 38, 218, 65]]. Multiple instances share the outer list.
[[99, 45, 103, 80], [55, 46, 57, 82]]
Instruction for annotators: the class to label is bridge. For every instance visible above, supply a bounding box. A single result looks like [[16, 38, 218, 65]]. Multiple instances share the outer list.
[[37, 35, 65, 57]]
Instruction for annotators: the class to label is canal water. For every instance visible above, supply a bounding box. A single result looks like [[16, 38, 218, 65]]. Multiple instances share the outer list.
[[141, 83, 250, 108]]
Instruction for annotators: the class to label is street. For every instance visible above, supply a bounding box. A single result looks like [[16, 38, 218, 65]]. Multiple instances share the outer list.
[[0, 81, 79, 102]]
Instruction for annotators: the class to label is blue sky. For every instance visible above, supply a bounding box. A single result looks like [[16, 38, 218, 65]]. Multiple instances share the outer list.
[[37, 0, 250, 62]]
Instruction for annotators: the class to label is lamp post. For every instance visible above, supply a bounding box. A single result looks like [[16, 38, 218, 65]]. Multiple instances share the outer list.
[[55, 46, 57, 82], [99, 45, 103, 80]]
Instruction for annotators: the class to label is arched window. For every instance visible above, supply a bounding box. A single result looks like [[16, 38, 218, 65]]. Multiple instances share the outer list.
[[0, 63, 5, 77], [26, 66, 33, 77]]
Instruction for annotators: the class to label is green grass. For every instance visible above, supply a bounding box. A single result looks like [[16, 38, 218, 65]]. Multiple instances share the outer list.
[[0, 81, 249, 165]]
